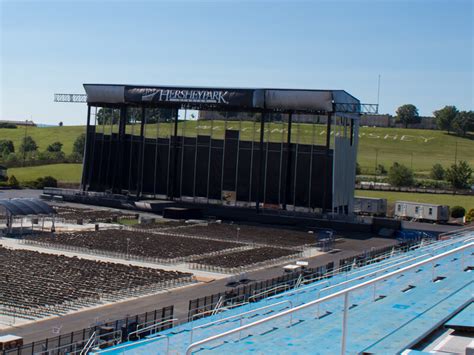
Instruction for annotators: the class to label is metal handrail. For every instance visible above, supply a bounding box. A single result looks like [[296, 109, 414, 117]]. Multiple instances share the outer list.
[[127, 318, 177, 341], [248, 284, 290, 302], [190, 300, 293, 343], [190, 301, 249, 322], [272, 235, 469, 303], [186, 242, 473, 355], [80, 331, 96, 355]]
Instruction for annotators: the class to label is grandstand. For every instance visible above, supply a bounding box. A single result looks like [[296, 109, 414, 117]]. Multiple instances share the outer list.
[[89, 229, 473, 354]]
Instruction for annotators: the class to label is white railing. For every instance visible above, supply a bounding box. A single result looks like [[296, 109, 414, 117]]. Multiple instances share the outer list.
[[247, 284, 290, 302], [189, 299, 293, 343], [80, 331, 96, 355], [190, 301, 249, 322], [185, 242, 473, 355], [127, 318, 177, 341]]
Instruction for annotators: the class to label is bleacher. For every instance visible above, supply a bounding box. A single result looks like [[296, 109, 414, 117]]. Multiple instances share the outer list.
[[91, 230, 473, 354]]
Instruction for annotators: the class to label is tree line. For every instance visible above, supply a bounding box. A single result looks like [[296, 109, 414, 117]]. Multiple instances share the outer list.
[[0, 134, 85, 168], [395, 104, 473, 135]]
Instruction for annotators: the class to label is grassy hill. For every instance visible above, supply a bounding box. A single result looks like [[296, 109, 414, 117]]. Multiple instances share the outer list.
[[0, 125, 85, 155], [7, 164, 82, 183], [1, 123, 472, 182]]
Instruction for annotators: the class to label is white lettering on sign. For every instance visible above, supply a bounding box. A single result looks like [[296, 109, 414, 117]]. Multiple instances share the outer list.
[[154, 89, 230, 104]]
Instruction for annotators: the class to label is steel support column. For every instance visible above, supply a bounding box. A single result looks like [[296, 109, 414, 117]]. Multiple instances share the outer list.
[[113, 106, 127, 193], [283, 112, 293, 210], [256, 111, 266, 213], [136, 107, 146, 198], [81, 105, 91, 191], [169, 109, 180, 199], [322, 113, 332, 211]]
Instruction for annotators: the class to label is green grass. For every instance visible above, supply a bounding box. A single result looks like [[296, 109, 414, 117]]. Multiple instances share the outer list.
[[0, 125, 85, 154], [8, 164, 82, 183], [1, 123, 472, 182], [356, 189, 474, 211]]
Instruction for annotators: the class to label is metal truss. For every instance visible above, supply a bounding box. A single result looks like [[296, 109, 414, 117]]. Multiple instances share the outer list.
[[54, 93, 379, 115], [334, 103, 379, 114], [54, 93, 87, 103]]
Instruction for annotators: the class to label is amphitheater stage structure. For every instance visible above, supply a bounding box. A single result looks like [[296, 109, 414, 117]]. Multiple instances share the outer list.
[[80, 84, 364, 217]]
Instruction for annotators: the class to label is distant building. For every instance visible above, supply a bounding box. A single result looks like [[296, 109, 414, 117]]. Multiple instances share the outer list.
[[0, 120, 36, 127]]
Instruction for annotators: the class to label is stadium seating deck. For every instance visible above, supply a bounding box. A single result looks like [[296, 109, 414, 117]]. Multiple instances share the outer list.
[[92, 233, 473, 355]]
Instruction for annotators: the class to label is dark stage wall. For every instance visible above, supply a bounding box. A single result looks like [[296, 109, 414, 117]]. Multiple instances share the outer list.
[[84, 130, 333, 210]]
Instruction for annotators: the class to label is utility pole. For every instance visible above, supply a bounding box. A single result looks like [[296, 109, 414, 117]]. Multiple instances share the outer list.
[[376, 74, 381, 108]]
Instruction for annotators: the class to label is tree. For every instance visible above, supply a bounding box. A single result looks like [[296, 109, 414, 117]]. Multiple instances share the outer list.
[[450, 206, 465, 218], [19, 136, 38, 153], [430, 164, 445, 180], [395, 104, 420, 128], [46, 141, 63, 153], [445, 160, 472, 189], [388, 162, 415, 187], [59, 121, 63, 127], [73, 133, 86, 158], [376, 164, 387, 175], [355, 162, 361, 175], [96, 108, 120, 125], [453, 110, 474, 136], [434, 105, 458, 134], [0, 140, 15, 156], [8, 175, 19, 188]]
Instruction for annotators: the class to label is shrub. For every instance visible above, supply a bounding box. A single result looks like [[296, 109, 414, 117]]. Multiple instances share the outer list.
[[450, 206, 466, 218], [356, 162, 361, 175], [0, 140, 15, 156], [388, 162, 415, 187], [8, 175, 19, 188], [430, 164, 445, 180], [375, 164, 387, 175], [446, 161, 473, 190], [46, 141, 63, 153], [0, 122, 17, 128], [19, 136, 38, 153], [466, 209, 474, 223], [73, 133, 86, 158], [35, 176, 58, 189]]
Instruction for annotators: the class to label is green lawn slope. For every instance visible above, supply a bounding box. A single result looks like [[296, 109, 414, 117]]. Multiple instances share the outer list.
[[1, 123, 472, 183]]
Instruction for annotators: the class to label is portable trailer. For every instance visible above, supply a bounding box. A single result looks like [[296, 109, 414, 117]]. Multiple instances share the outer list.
[[394, 201, 449, 223], [354, 196, 387, 216]]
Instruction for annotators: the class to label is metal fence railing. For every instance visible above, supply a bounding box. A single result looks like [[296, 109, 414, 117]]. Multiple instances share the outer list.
[[1, 305, 174, 355]]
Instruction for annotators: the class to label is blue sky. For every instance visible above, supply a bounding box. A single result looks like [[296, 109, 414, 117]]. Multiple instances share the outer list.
[[1, 0, 472, 125]]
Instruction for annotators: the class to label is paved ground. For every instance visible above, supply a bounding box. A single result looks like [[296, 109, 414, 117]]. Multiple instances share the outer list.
[[0, 234, 396, 344]]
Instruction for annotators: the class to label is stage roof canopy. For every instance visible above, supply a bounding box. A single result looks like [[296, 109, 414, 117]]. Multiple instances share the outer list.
[[83, 84, 360, 114], [0, 198, 56, 216]]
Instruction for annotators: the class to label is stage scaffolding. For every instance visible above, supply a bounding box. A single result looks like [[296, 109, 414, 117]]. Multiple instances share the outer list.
[[81, 85, 361, 215]]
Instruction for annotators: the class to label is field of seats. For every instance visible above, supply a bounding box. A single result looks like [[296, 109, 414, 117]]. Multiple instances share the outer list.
[[91, 230, 473, 355], [53, 206, 138, 223], [23, 221, 311, 271], [0, 247, 193, 321]]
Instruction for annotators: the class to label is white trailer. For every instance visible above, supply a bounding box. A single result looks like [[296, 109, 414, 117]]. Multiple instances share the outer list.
[[394, 201, 449, 222], [354, 196, 387, 216]]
